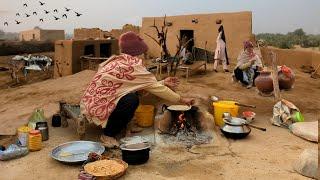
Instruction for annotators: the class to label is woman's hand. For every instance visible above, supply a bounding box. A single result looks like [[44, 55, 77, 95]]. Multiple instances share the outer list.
[[249, 57, 256, 65], [179, 97, 195, 106], [164, 77, 180, 90]]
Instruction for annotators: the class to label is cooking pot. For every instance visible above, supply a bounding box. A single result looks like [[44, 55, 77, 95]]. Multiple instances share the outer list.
[[120, 142, 150, 165], [162, 105, 199, 126], [220, 113, 266, 139], [220, 117, 251, 139]]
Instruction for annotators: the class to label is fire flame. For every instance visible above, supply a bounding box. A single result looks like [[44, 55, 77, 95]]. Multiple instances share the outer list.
[[178, 113, 186, 129]]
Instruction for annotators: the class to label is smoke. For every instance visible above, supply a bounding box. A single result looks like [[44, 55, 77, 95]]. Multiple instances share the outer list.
[[0, 10, 11, 16], [0, 10, 10, 13]]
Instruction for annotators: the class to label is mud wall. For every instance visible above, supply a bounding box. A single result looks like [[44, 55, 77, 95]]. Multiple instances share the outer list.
[[74, 28, 104, 40], [54, 39, 119, 78], [0, 41, 54, 56], [19, 29, 64, 42], [110, 24, 140, 39], [260, 47, 320, 69], [19, 29, 41, 41], [140, 11, 252, 62], [40, 30, 65, 41]]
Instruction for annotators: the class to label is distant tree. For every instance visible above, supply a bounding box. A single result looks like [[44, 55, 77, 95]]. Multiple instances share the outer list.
[[292, 28, 306, 37], [256, 28, 320, 49], [0, 29, 4, 38]]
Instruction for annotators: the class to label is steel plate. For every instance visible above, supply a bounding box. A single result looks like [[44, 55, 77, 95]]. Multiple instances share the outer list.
[[51, 141, 105, 163]]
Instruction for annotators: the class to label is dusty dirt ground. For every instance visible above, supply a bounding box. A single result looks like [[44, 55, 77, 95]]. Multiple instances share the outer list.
[[0, 63, 318, 179]]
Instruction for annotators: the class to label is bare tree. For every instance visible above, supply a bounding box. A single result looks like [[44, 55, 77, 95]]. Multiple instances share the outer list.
[[144, 15, 170, 58]]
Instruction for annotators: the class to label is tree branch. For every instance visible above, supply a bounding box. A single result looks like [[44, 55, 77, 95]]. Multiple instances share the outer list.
[[144, 33, 161, 46], [150, 18, 160, 35]]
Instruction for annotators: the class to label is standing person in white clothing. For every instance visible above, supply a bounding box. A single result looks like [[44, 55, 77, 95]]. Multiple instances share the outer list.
[[213, 21, 229, 72]]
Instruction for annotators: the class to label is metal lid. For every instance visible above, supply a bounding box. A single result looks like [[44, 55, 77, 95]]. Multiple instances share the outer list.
[[120, 136, 148, 145], [120, 142, 150, 151], [223, 117, 247, 126]]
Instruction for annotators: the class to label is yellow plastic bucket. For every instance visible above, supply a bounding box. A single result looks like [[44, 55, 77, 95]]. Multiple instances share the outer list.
[[135, 105, 155, 127], [212, 101, 239, 126]]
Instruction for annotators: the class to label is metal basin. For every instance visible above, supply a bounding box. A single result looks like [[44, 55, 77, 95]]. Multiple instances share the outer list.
[[51, 141, 105, 164]]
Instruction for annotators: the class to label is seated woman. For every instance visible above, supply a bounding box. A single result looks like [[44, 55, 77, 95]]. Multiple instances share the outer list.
[[80, 31, 194, 148], [179, 46, 193, 65], [233, 41, 263, 88]]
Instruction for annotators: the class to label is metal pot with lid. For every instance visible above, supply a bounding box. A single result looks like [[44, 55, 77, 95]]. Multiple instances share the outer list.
[[220, 113, 266, 139], [220, 116, 251, 139], [120, 142, 151, 165]]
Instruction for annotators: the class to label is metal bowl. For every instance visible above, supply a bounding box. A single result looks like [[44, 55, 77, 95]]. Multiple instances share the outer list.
[[51, 141, 105, 164]]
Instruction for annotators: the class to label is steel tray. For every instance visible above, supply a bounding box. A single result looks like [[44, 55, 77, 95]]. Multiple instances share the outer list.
[[51, 141, 105, 163]]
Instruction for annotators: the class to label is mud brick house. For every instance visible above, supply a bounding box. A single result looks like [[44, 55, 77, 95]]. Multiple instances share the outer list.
[[54, 39, 119, 78], [19, 27, 65, 42], [73, 28, 111, 40], [74, 25, 140, 40], [109, 24, 140, 39], [140, 11, 252, 62]]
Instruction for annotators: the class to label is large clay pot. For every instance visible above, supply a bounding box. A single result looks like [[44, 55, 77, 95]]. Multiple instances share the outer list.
[[254, 71, 274, 94], [278, 69, 295, 90]]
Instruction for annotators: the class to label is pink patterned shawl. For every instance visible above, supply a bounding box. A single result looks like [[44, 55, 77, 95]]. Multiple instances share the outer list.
[[80, 54, 157, 128]]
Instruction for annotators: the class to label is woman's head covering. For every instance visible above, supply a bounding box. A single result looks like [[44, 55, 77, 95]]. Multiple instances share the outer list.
[[243, 40, 254, 50], [236, 40, 262, 69], [119, 31, 148, 56]]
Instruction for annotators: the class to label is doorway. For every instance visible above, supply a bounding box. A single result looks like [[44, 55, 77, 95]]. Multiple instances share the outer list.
[[180, 30, 194, 52], [84, 45, 95, 56], [100, 43, 111, 57]]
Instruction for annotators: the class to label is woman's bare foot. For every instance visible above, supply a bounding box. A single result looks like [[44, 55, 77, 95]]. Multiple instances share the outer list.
[[100, 135, 119, 149]]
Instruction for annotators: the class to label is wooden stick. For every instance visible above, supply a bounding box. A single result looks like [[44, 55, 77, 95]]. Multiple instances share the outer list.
[[270, 51, 281, 101], [80, 56, 109, 60], [204, 41, 208, 63], [257, 42, 265, 67]]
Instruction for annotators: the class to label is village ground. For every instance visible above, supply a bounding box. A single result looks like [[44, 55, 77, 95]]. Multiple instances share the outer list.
[[0, 55, 319, 179]]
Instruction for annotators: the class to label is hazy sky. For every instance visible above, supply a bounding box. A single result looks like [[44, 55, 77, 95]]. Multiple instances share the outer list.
[[0, 0, 319, 34]]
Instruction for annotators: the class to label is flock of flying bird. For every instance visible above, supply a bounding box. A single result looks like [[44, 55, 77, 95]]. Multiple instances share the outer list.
[[3, 1, 83, 26]]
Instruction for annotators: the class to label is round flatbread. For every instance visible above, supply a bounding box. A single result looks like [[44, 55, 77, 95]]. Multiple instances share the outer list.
[[84, 159, 126, 177], [167, 105, 191, 111]]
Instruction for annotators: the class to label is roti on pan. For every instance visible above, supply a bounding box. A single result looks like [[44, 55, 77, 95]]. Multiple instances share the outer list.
[[167, 105, 191, 111]]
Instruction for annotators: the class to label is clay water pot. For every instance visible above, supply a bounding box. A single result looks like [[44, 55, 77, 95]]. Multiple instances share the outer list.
[[254, 71, 273, 94], [278, 70, 295, 90]]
